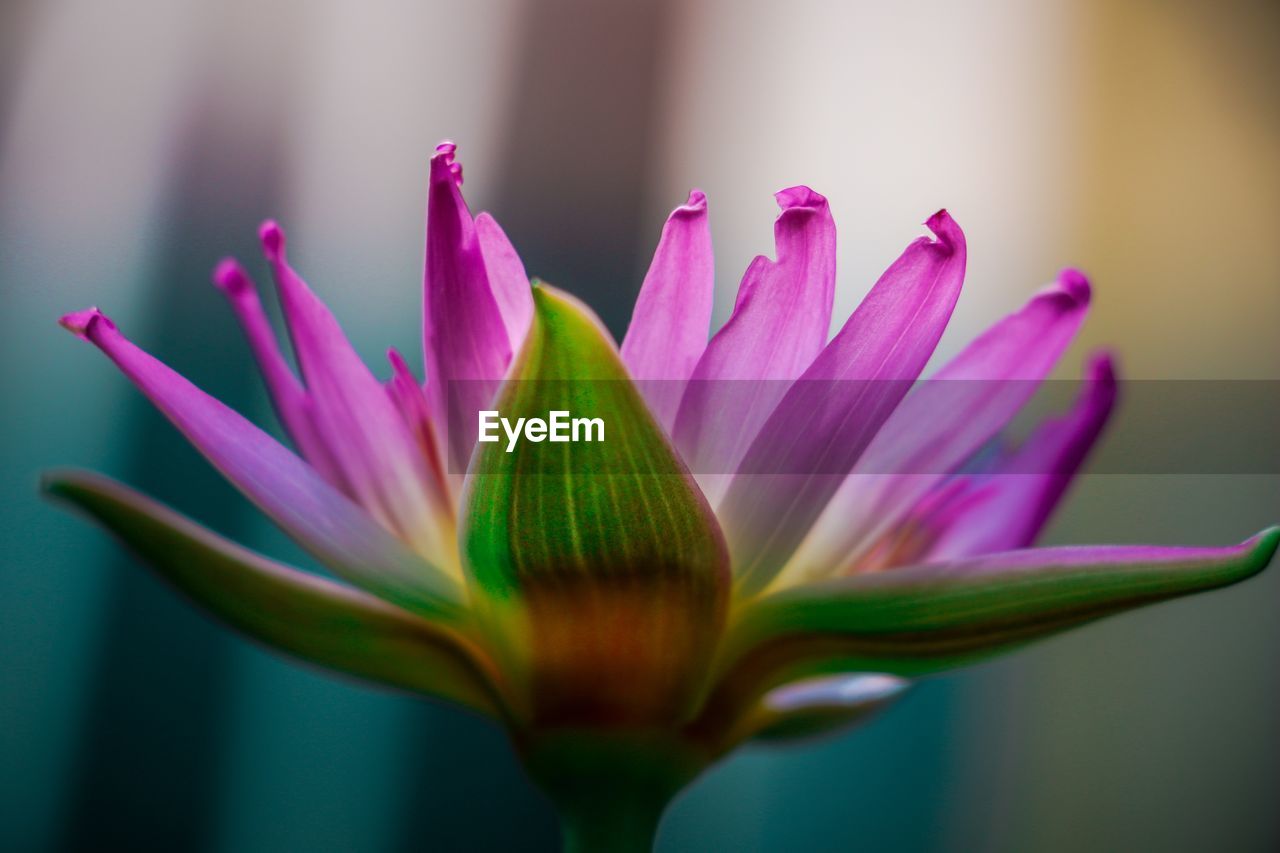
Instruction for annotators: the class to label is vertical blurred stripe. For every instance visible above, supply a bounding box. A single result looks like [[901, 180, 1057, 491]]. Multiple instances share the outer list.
[[0, 1, 36, 144], [650, 2, 1078, 850], [0, 2, 200, 849], [989, 1, 1280, 851], [489, 0, 676, 336], [1065, 0, 1280, 379], [649, 0, 1078, 364], [53, 2, 303, 848]]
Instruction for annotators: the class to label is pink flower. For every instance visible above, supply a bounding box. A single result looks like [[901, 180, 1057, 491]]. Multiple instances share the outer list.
[[47, 142, 1278, 848]]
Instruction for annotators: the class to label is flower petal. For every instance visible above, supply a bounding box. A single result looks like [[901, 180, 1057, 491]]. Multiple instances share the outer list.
[[44, 470, 499, 714], [925, 352, 1119, 561], [673, 187, 837, 503], [58, 308, 462, 617], [260, 222, 456, 572], [423, 142, 531, 472], [461, 285, 729, 726], [701, 673, 908, 753], [475, 212, 534, 353], [721, 211, 966, 593], [212, 258, 346, 488], [620, 190, 714, 430], [705, 529, 1280, 718], [782, 269, 1093, 587], [386, 347, 451, 508]]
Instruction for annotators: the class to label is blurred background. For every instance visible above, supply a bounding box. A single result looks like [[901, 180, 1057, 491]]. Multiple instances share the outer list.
[[1, 0, 1277, 850]]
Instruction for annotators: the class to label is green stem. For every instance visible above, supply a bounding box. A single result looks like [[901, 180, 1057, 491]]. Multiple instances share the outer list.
[[520, 730, 704, 853], [556, 785, 667, 853]]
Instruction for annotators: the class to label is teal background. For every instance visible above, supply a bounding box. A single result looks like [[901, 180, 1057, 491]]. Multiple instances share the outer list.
[[2, 1, 1277, 850]]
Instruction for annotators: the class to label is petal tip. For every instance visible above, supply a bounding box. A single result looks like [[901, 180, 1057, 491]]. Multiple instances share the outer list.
[[1252, 526, 1280, 565], [431, 140, 463, 185], [386, 346, 413, 377], [212, 258, 250, 294], [774, 185, 828, 213], [59, 307, 109, 339], [39, 466, 94, 500], [259, 220, 285, 260], [1057, 268, 1092, 305], [924, 209, 964, 251], [680, 188, 708, 212], [1085, 350, 1118, 385]]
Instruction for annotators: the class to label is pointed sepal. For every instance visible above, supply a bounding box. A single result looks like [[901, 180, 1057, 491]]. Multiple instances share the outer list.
[[461, 285, 729, 726], [44, 470, 502, 716], [705, 530, 1279, 721]]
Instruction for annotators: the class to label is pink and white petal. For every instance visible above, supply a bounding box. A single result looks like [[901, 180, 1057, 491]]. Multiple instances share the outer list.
[[59, 308, 462, 617], [385, 348, 453, 514], [212, 258, 347, 489], [721, 211, 966, 592], [260, 223, 455, 572], [423, 142, 518, 473], [475, 212, 534, 352], [925, 352, 1118, 561], [620, 190, 714, 431], [673, 187, 837, 501], [715, 673, 909, 752], [781, 269, 1093, 587]]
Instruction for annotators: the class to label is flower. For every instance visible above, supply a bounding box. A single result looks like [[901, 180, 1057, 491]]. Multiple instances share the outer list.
[[47, 142, 1278, 850]]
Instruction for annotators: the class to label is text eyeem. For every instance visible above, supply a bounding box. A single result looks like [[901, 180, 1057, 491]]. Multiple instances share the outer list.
[[478, 410, 605, 453]]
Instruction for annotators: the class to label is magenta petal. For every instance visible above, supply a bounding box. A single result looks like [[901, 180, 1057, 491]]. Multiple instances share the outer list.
[[59, 308, 462, 616], [385, 347, 452, 509], [673, 187, 837, 498], [620, 190, 714, 430], [212, 258, 345, 489], [475, 212, 534, 353], [260, 223, 454, 569], [721, 211, 966, 591], [423, 142, 526, 472], [787, 268, 1093, 585], [925, 352, 1119, 560]]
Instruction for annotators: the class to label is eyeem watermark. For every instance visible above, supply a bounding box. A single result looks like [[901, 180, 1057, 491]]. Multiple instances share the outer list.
[[478, 410, 605, 453]]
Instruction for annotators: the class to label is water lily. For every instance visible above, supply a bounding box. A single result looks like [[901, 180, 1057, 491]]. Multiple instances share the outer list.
[[47, 142, 1278, 852]]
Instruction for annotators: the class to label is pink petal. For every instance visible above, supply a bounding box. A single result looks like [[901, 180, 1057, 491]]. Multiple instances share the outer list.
[[673, 186, 837, 500], [475, 212, 534, 352], [785, 268, 1093, 585], [924, 352, 1118, 560], [385, 347, 452, 511], [260, 222, 455, 571], [720, 211, 967, 591], [423, 142, 530, 473], [620, 190, 714, 430], [58, 308, 462, 616], [212, 258, 346, 489]]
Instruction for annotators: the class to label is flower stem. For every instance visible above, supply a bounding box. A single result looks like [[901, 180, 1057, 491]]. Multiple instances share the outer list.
[[556, 787, 667, 853], [520, 730, 704, 853]]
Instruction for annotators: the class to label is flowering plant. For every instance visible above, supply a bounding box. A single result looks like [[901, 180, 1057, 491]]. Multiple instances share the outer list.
[[48, 142, 1277, 851]]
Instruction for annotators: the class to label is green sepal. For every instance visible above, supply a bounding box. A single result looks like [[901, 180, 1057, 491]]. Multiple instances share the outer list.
[[702, 530, 1279, 726], [45, 469, 506, 718], [460, 285, 729, 726]]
